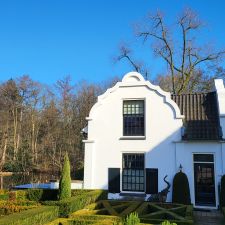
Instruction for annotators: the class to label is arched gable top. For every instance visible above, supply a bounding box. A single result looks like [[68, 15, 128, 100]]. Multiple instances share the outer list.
[[86, 72, 184, 120]]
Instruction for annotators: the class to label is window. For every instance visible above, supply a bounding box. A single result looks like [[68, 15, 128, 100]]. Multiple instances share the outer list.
[[122, 153, 145, 192], [123, 100, 144, 136], [193, 154, 215, 206], [193, 154, 214, 163]]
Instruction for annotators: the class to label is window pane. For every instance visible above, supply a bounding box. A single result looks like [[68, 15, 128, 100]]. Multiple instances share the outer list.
[[193, 154, 214, 162], [122, 153, 145, 192], [123, 100, 145, 136]]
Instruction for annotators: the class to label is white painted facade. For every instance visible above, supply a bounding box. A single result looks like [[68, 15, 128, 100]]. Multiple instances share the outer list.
[[83, 72, 225, 208]]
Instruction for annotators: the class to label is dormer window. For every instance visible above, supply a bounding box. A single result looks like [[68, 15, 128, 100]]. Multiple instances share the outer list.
[[123, 100, 145, 136]]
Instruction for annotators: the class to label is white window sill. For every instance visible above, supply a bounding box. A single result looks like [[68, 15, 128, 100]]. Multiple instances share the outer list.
[[119, 136, 146, 140], [120, 191, 146, 194]]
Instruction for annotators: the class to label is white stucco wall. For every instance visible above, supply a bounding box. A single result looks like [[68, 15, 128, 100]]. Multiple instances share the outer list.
[[84, 72, 183, 201], [175, 141, 224, 208], [215, 79, 225, 139], [83, 72, 225, 207]]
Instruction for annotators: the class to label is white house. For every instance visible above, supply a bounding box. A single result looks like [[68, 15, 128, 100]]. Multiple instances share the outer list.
[[83, 71, 225, 209]]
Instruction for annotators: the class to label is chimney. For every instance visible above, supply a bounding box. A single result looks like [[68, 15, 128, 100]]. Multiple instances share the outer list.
[[214, 79, 225, 139]]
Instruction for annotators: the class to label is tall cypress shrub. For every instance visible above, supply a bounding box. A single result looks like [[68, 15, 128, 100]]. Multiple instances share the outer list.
[[220, 175, 225, 207], [172, 171, 191, 204], [58, 152, 71, 200]]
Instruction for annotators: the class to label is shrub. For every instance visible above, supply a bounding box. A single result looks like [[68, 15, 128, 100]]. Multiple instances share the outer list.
[[43, 189, 108, 217], [76, 201, 193, 225], [58, 152, 71, 200], [0, 206, 59, 225], [46, 216, 120, 225], [161, 221, 177, 225], [0, 200, 39, 206], [220, 175, 225, 207], [123, 212, 140, 225], [172, 171, 191, 205], [26, 189, 58, 201], [71, 189, 92, 197], [15, 190, 27, 200], [0, 189, 7, 195], [8, 191, 17, 200], [26, 189, 43, 201], [0, 200, 39, 215], [0, 194, 8, 200]]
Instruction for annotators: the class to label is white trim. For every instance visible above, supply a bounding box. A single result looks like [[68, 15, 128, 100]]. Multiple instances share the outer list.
[[87, 71, 184, 120], [82, 140, 95, 143], [194, 205, 218, 210], [120, 191, 146, 194], [121, 98, 146, 139], [120, 136, 146, 140], [192, 153, 217, 208], [173, 140, 225, 143], [120, 152, 146, 193], [122, 72, 145, 82]]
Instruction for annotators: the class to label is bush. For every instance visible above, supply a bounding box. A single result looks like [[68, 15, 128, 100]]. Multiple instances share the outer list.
[[161, 221, 177, 225], [26, 189, 43, 201], [43, 189, 108, 217], [26, 189, 58, 201], [220, 175, 225, 207], [58, 152, 71, 200], [222, 207, 225, 217], [0, 206, 59, 225], [71, 189, 92, 197], [172, 172, 191, 205], [15, 190, 27, 200], [0, 194, 9, 200], [5, 190, 28, 201], [46, 217, 120, 225], [8, 191, 17, 200], [123, 212, 140, 225], [0, 200, 39, 215]]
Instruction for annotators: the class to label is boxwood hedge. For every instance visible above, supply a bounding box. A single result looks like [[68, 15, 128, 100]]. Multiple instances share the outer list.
[[43, 190, 108, 217], [0, 206, 59, 225]]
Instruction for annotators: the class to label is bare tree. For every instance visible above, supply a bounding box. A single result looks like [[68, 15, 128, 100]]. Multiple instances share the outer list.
[[117, 8, 225, 94], [116, 45, 150, 80]]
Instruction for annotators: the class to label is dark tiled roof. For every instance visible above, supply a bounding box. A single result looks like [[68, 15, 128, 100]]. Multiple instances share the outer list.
[[171, 92, 222, 140]]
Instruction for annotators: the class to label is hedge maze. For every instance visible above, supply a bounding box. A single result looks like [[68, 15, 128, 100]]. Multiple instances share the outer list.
[[70, 200, 193, 225]]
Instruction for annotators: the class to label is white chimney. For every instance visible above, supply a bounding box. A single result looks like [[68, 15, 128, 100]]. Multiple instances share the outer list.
[[214, 79, 225, 139]]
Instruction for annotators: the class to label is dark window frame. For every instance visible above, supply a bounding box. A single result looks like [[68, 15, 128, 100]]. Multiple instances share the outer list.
[[123, 100, 145, 136], [122, 153, 145, 192]]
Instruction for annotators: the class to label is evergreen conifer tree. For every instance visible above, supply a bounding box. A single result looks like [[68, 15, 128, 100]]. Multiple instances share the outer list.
[[58, 152, 71, 200]]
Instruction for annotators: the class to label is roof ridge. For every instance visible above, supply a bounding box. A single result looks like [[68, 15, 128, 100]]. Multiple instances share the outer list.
[[171, 91, 216, 96]]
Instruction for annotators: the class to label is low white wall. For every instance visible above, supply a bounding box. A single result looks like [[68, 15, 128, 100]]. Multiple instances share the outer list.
[[50, 180, 83, 189]]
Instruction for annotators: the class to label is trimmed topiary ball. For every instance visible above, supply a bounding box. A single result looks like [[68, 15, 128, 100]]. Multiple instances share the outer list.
[[172, 171, 191, 205], [58, 152, 71, 200], [220, 174, 225, 207]]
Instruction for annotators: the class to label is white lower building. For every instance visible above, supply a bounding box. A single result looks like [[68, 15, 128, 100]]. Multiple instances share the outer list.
[[83, 72, 225, 209]]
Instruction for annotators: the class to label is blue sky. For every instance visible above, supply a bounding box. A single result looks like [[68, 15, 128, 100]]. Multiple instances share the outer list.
[[0, 0, 225, 84]]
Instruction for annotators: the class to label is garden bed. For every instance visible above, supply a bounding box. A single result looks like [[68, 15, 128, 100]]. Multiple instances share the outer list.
[[0, 200, 40, 216], [69, 200, 193, 225]]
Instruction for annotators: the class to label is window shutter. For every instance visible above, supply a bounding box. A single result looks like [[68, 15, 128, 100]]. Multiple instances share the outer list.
[[146, 168, 158, 194], [108, 168, 120, 193]]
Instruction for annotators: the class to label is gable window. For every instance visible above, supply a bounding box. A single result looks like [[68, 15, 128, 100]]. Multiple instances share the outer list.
[[123, 100, 144, 136]]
